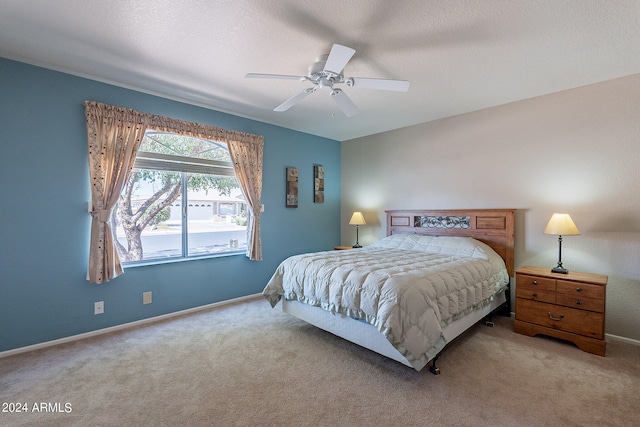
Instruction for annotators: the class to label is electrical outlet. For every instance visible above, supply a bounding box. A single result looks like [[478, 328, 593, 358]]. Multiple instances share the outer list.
[[94, 301, 104, 315], [143, 291, 152, 305]]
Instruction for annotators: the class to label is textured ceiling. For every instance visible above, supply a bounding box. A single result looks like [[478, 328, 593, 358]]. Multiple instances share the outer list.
[[1, 0, 639, 141]]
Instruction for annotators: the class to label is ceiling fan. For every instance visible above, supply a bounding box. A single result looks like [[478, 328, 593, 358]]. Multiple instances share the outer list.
[[245, 44, 409, 117]]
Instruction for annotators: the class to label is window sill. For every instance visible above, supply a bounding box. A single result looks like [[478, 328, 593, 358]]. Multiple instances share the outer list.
[[122, 250, 246, 268]]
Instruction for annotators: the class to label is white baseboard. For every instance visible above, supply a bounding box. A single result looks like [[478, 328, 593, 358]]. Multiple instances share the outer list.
[[3, 295, 638, 359], [606, 332, 640, 346], [0, 293, 262, 359]]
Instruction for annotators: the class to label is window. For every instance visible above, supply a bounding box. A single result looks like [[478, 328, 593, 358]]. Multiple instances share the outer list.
[[112, 131, 247, 263]]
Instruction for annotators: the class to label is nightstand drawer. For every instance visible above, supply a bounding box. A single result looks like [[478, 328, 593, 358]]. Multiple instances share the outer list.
[[516, 299, 604, 339], [557, 280, 604, 300], [556, 294, 604, 313], [517, 274, 555, 292], [515, 287, 556, 304]]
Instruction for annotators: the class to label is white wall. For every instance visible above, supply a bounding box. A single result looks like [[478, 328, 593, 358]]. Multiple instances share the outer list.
[[341, 74, 640, 342]]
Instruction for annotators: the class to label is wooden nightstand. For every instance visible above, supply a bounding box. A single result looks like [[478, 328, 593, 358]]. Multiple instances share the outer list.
[[334, 245, 355, 250], [514, 265, 607, 356]]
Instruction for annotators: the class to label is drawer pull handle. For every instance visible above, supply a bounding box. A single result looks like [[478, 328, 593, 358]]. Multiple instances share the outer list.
[[576, 300, 582, 305], [576, 287, 582, 292], [548, 312, 565, 321], [532, 292, 538, 298], [532, 280, 538, 285]]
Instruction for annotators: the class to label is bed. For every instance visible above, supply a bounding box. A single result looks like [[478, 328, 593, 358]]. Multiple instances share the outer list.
[[263, 209, 515, 372]]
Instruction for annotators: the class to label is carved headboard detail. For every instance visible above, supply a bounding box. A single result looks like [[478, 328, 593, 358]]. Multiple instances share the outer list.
[[386, 209, 515, 277]]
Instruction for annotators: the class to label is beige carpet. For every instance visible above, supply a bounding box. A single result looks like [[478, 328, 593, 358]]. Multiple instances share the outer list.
[[1, 297, 638, 427]]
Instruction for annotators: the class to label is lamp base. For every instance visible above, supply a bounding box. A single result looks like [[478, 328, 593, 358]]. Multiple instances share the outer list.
[[551, 266, 569, 274], [352, 244, 362, 248]]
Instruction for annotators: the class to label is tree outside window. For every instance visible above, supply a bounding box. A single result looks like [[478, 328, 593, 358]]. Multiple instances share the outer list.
[[111, 131, 247, 262]]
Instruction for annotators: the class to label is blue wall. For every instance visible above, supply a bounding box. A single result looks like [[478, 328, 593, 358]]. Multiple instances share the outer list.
[[0, 58, 341, 352]]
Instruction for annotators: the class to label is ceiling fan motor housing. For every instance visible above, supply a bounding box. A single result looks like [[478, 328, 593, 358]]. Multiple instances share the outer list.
[[308, 55, 343, 89], [308, 57, 327, 76]]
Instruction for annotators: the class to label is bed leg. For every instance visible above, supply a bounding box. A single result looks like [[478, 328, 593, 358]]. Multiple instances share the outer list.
[[483, 313, 495, 327], [429, 355, 441, 375]]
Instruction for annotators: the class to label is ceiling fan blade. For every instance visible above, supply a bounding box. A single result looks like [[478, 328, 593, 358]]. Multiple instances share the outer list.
[[330, 89, 360, 117], [323, 44, 356, 75], [245, 73, 306, 81], [347, 77, 410, 92], [274, 88, 316, 112]]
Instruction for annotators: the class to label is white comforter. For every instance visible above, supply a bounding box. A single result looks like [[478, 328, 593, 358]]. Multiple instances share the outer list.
[[263, 234, 509, 370]]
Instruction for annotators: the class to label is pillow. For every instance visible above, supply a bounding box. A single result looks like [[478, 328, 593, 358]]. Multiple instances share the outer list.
[[369, 234, 491, 260]]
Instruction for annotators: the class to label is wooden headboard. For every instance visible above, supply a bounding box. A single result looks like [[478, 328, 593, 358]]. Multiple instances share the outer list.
[[386, 209, 515, 277]]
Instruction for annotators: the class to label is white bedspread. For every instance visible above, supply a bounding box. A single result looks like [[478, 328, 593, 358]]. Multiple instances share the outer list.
[[263, 235, 509, 370]]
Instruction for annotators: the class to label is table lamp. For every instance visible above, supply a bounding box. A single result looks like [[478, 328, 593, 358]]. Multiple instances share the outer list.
[[543, 213, 580, 274], [349, 212, 366, 248]]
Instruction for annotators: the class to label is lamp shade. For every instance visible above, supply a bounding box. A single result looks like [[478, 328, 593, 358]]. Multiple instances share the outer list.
[[349, 211, 366, 225], [543, 213, 580, 236]]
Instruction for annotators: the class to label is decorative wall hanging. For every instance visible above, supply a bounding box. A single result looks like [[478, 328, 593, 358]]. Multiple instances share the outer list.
[[286, 167, 298, 208], [313, 164, 324, 203]]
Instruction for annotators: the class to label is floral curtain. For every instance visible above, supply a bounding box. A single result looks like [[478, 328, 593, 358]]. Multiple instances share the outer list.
[[84, 101, 265, 283], [227, 138, 264, 260], [84, 101, 150, 284]]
